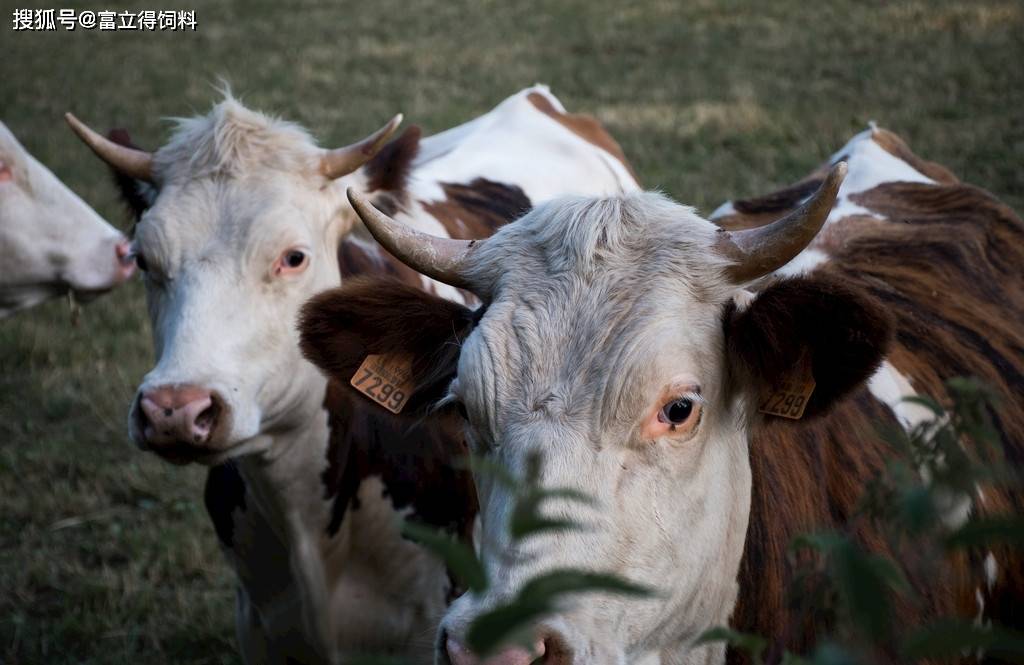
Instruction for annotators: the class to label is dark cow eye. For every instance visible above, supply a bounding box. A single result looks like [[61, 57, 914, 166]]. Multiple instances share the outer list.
[[275, 248, 309, 276], [134, 253, 149, 272], [661, 398, 694, 425]]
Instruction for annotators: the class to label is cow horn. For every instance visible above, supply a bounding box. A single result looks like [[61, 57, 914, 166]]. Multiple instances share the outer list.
[[347, 188, 477, 290], [321, 114, 403, 180], [718, 162, 847, 282], [65, 113, 154, 182]]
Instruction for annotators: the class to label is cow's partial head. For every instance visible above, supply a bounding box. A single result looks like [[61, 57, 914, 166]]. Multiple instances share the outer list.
[[66, 96, 402, 464], [301, 168, 893, 663], [0, 120, 134, 317]]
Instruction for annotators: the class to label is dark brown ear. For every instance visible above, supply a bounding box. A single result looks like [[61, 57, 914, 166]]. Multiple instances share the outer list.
[[725, 274, 893, 420], [299, 276, 477, 412]]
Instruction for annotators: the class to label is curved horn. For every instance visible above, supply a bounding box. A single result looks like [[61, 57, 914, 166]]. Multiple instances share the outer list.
[[347, 188, 477, 290], [718, 162, 847, 282], [65, 112, 154, 182], [321, 114, 403, 180]]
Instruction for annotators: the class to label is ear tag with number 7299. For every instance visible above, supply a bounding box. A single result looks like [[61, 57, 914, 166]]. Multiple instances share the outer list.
[[758, 358, 816, 420], [350, 354, 415, 414]]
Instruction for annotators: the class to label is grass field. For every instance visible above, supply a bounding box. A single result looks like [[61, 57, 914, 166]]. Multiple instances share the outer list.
[[2, 1, 1021, 663]]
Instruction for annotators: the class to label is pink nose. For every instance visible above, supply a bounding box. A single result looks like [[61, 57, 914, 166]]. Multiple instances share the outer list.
[[138, 385, 220, 447], [446, 637, 544, 665], [114, 239, 136, 282]]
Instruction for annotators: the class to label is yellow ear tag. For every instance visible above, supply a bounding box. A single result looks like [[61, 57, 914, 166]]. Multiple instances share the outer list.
[[350, 354, 415, 414], [758, 357, 816, 420]]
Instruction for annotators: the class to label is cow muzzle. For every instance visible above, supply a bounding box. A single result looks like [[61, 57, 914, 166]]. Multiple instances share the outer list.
[[131, 385, 228, 464], [441, 631, 568, 665]]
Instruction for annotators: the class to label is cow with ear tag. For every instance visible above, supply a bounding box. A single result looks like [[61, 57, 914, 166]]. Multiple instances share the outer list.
[[67, 86, 640, 664], [0, 120, 134, 318], [303, 125, 1024, 665]]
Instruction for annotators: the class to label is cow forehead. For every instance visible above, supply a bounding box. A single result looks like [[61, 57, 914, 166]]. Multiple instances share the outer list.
[[139, 176, 324, 255], [457, 194, 733, 427], [152, 95, 321, 183], [462, 294, 719, 430], [468, 192, 730, 294]]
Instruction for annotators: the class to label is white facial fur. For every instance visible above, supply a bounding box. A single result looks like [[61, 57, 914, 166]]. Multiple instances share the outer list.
[[128, 100, 353, 457], [0, 120, 131, 317], [440, 194, 756, 662]]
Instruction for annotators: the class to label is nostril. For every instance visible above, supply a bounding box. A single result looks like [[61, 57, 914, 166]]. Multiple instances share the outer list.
[[194, 398, 221, 434]]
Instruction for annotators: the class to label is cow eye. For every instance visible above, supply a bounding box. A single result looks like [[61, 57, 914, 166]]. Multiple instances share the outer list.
[[661, 398, 693, 424], [659, 396, 703, 430], [134, 253, 149, 272], [275, 248, 309, 276]]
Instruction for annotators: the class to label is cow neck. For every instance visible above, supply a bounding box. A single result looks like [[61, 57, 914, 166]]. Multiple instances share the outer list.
[[234, 376, 333, 545]]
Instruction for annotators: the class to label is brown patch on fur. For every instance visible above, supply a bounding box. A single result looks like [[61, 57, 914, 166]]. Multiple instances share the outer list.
[[300, 278, 480, 566], [728, 156, 1024, 660], [726, 275, 893, 420], [421, 178, 532, 240], [526, 91, 639, 183], [870, 129, 960, 185], [319, 381, 477, 543], [731, 391, 979, 663]]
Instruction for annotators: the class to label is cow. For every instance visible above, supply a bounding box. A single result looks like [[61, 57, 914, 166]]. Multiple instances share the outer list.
[[0, 120, 134, 318], [66, 85, 639, 664], [300, 126, 1024, 664]]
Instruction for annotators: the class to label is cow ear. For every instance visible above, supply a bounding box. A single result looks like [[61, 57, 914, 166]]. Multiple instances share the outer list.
[[725, 275, 893, 420], [299, 276, 476, 413]]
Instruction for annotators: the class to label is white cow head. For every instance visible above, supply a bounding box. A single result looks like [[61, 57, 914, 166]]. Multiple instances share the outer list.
[[67, 96, 400, 464], [0, 120, 134, 318], [336, 168, 893, 664]]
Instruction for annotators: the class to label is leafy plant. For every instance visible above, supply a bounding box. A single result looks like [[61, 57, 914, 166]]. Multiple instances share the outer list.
[[700, 376, 1024, 664], [402, 450, 652, 658]]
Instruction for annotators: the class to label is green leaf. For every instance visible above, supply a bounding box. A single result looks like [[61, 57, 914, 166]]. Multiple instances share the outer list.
[[902, 618, 1024, 661], [532, 486, 598, 506], [400, 521, 489, 593], [781, 651, 810, 665], [831, 540, 907, 639], [508, 487, 592, 541], [946, 516, 1024, 549], [465, 596, 550, 656], [518, 569, 653, 602], [465, 569, 651, 656], [900, 394, 945, 416], [789, 531, 846, 554], [508, 514, 587, 540], [696, 627, 767, 665], [807, 641, 860, 665], [458, 454, 519, 489]]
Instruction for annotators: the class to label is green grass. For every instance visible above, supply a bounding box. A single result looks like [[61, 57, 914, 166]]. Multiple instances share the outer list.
[[2, 1, 1021, 662]]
